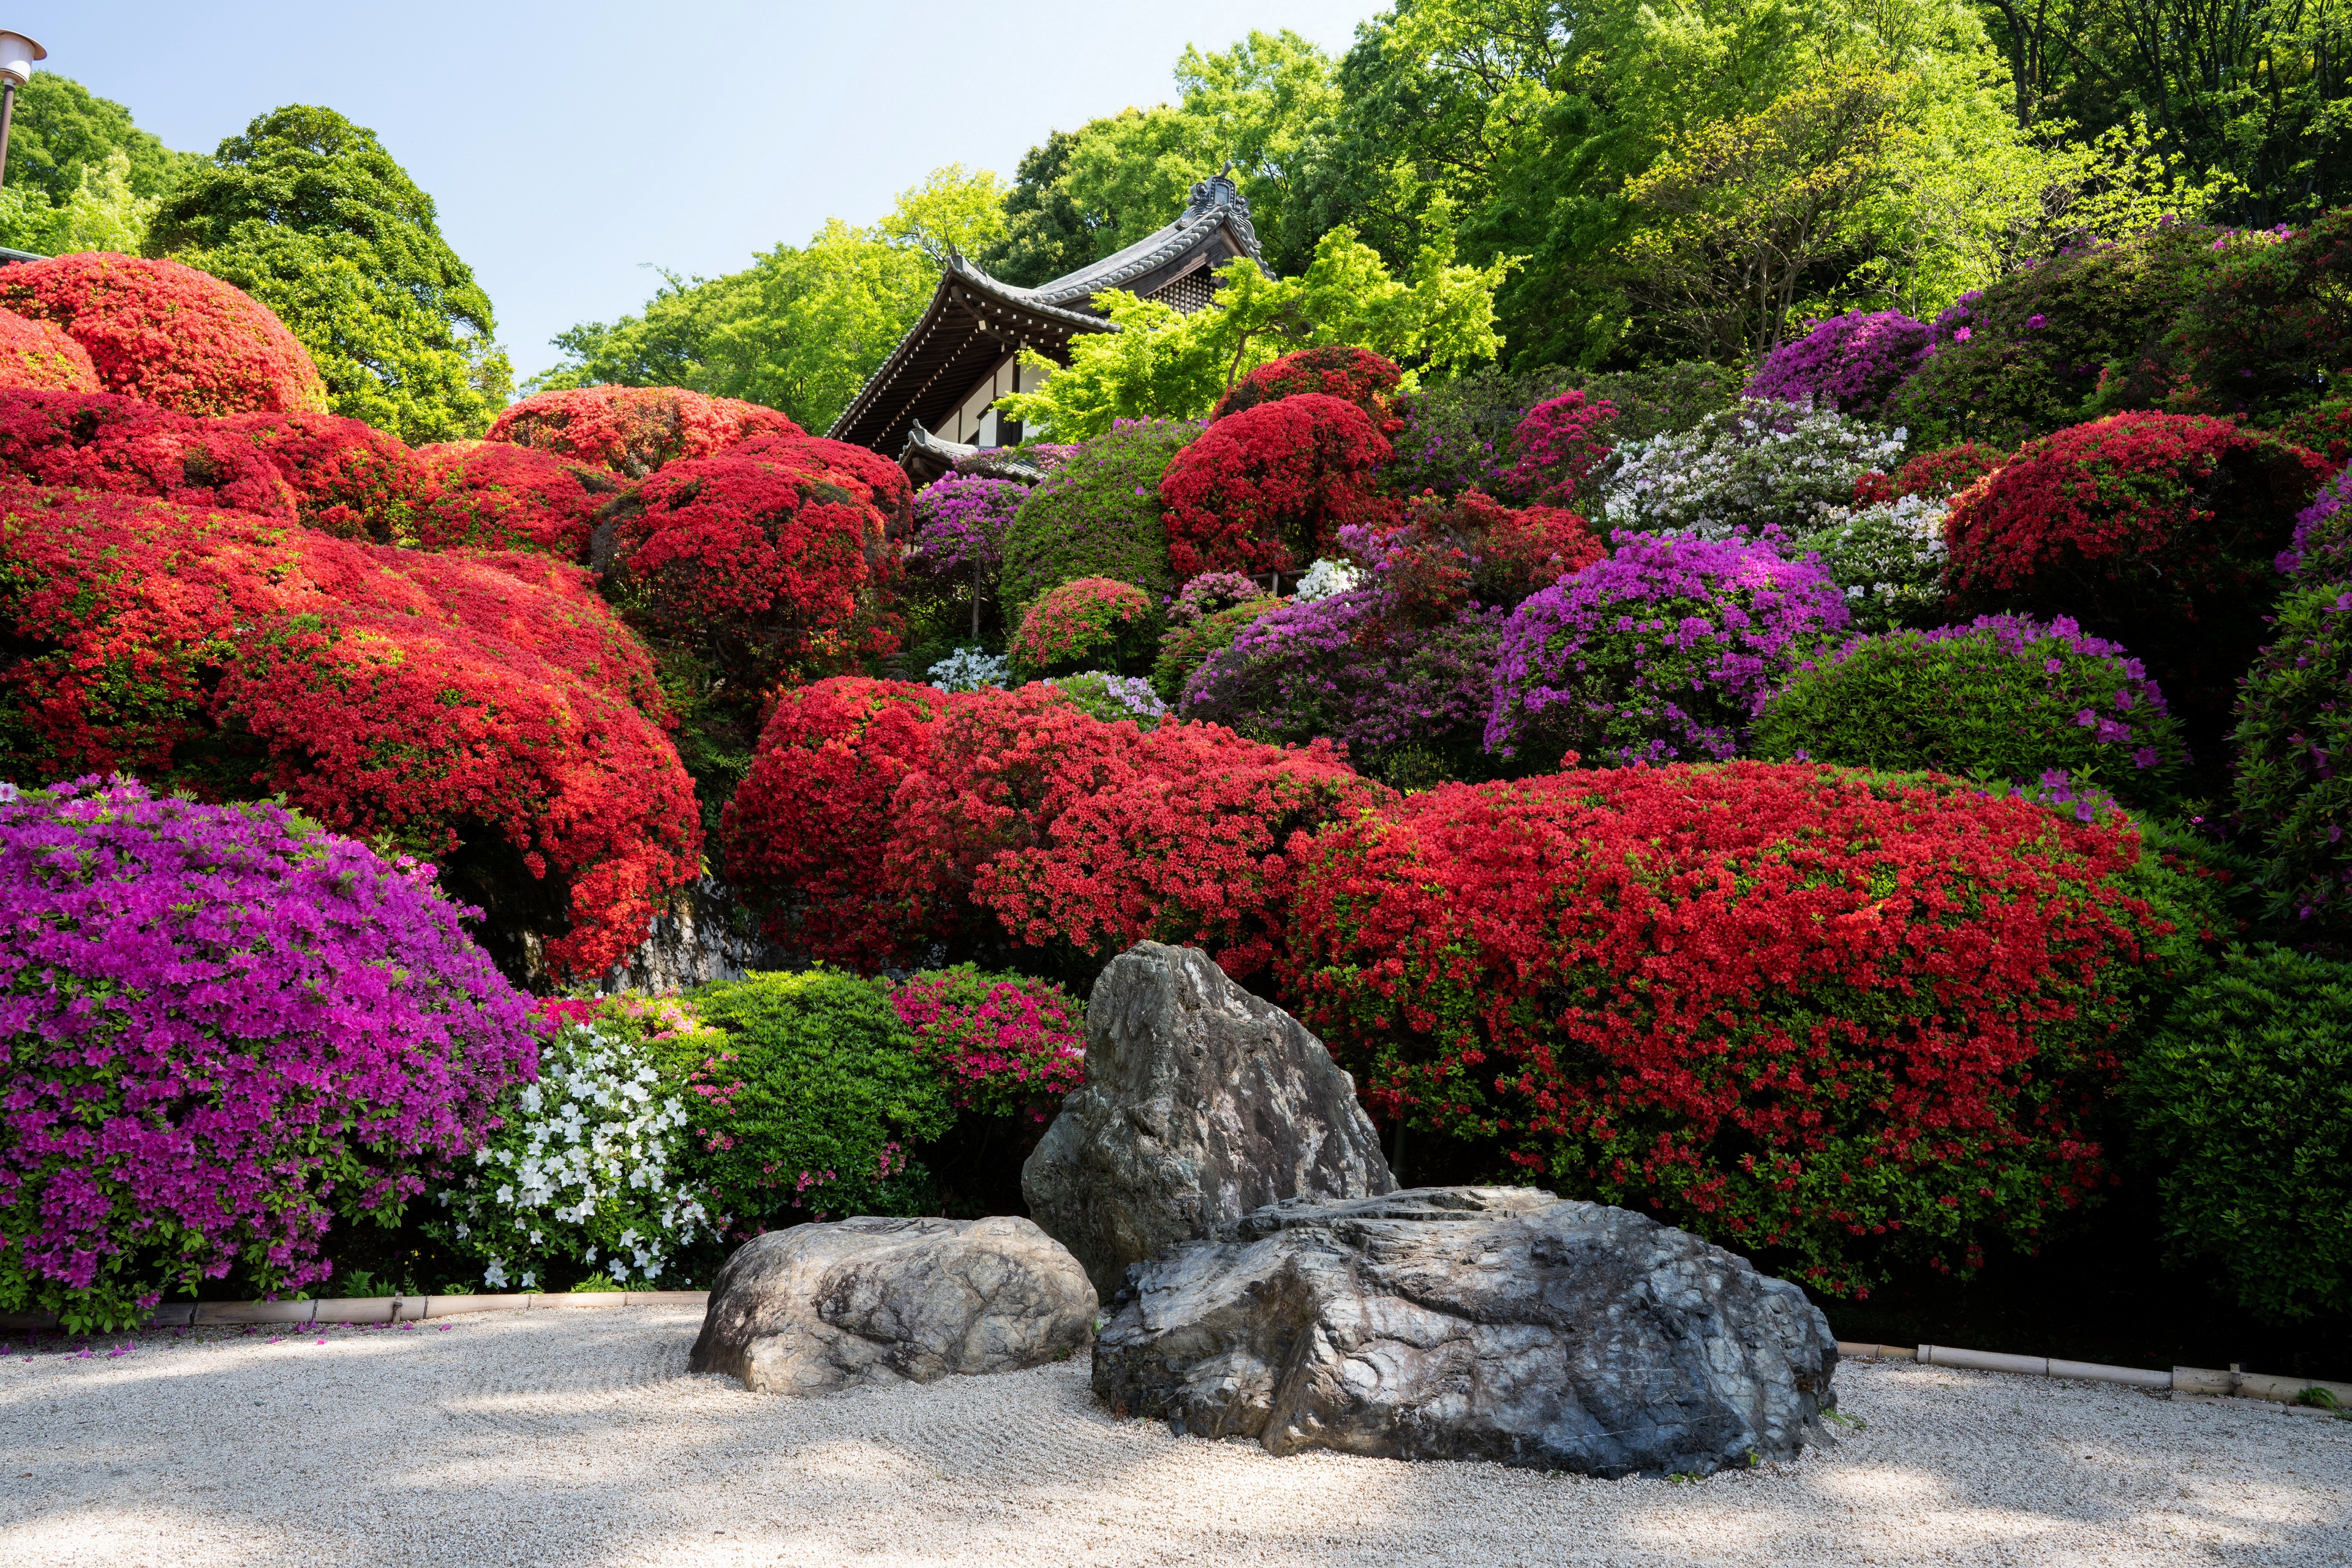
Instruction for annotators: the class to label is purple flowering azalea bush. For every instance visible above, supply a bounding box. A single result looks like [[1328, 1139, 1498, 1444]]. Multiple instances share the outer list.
[[1751, 613, 2191, 810], [1487, 533, 1850, 766], [0, 778, 536, 1332], [1744, 311, 1932, 417], [2233, 581, 2352, 935], [2278, 461, 2352, 576]]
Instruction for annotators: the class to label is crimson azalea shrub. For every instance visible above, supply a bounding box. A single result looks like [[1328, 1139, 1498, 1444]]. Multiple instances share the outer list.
[[0, 252, 328, 417], [1159, 393, 1393, 576], [1853, 442, 2008, 507], [2231, 579, 2352, 936], [1363, 490, 1604, 621], [1751, 614, 2191, 810], [1744, 310, 1932, 417], [888, 966, 1087, 1124], [214, 410, 434, 543], [486, 385, 801, 478], [1500, 391, 1616, 507], [1009, 576, 1158, 682], [603, 444, 899, 690], [720, 677, 951, 971], [1281, 762, 2218, 1294], [1944, 412, 2333, 750], [1893, 224, 2225, 449], [0, 486, 701, 979], [415, 439, 619, 558], [998, 418, 1193, 624], [0, 388, 296, 518], [0, 308, 99, 392], [1212, 346, 1403, 426], [1487, 533, 1851, 767], [0, 777, 535, 1332], [2275, 401, 2352, 466], [888, 686, 1387, 979], [733, 430, 913, 519]]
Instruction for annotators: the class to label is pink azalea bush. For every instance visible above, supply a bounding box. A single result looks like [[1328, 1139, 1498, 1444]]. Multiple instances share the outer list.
[[888, 967, 1087, 1124], [0, 778, 536, 1332]]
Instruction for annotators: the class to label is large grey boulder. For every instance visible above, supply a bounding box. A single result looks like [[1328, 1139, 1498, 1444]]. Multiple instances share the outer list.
[[1020, 941, 1396, 1299], [1092, 1186, 1840, 1478], [690, 1215, 1096, 1394]]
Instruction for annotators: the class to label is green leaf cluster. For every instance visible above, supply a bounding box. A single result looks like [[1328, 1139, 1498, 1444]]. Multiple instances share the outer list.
[[998, 420, 1195, 622]]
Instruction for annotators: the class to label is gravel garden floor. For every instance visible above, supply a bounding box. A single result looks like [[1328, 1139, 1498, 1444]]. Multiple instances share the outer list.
[[0, 1305, 2345, 1567]]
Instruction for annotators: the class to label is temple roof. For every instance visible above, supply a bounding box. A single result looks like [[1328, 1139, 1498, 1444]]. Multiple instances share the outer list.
[[826, 175, 1268, 456]]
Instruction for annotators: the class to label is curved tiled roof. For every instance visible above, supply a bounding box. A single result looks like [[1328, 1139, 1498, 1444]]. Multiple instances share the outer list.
[[973, 173, 1270, 311]]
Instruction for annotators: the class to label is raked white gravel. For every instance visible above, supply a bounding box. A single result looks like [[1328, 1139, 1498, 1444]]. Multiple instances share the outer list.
[[1, 1305, 2346, 1567]]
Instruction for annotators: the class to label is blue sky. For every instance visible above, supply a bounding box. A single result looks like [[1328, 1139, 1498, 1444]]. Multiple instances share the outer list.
[[23, 1, 1384, 382]]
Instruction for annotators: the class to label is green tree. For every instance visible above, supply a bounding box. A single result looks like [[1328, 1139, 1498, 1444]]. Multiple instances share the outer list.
[[148, 105, 511, 443], [4, 72, 194, 209], [978, 130, 1112, 285], [532, 165, 1007, 433], [0, 149, 156, 256]]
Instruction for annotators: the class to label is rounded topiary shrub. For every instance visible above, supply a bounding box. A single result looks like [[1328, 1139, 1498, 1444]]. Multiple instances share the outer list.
[[0, 486, 701, 980], [685, 970, 953, 1226], [720, 676, 951, 971], [2130, 943, 2352, 1320], [1893, 222, 2225, 449], [1752, 614, 2190, 810], [0, 778, 535, 1332], [1044, 671, 1167, 729], [0, 251, 328, 417], [0, 387, 297, 518], [605, 443, 898, 690], [486, 385, 801, 478], [1153, 595, 1281, 700], [1600, 399, 1907, 540], [1009, 576, 1158, 682], [998, 418, 1193, 625], [2232, 578, 2352, 935], [1945, 411, 2333, 752], [1212, 345, 1402, 424], [417, 439, 619, 558], [1283, 762, 2218, 1294], [1743, 310, 1932, 418], [1159, 394, 1393, 576], [1487, 533, 1850, 767], [215, 410, 435, 543], [0, 307, 99, 391]]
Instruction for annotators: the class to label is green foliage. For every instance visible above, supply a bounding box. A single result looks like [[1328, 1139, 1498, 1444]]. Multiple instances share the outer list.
[[532, 166, 1005, 433], [0, 149, 156, 257], [998, 420, 1194, 622], [2131, 944, 2352, 1320], [997, 225, 1512, 440], [1750, 616, 2192, 810], [2, 72, 194, 211], [2231, 579, 2352, 937], [1894, 219, 2225, 448], [151, 105, 512, 444], [687, 970, 953, 1226], [1153, 598, 1282, 699], [976, 130, 1103, 287]]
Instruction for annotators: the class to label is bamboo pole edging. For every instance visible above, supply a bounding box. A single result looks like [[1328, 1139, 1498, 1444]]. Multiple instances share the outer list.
[[0, 1289, 709, 1334], [1836, 1340, 2352, 1408]]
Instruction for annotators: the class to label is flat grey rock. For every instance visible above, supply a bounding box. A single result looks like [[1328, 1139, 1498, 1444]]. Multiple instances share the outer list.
[[1092, 1186, 1841, 1477], [690, 1215, 1096, 1394], [1020, 941, 1395, 1298]]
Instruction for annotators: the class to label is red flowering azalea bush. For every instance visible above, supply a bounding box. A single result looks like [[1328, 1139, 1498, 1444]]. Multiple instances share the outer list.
[[0, 388, 295, 518], [1365, 489, 1604, 620], [0, 309, 99, 392], [486, 385, 802, 478], [720, 677, 952, 970], [1501, 391, 1618, 507], [733, 431, 913, 519], [1212, 345, 1403, 426], [891, 688, 1387, 979], [1853, 442, 2008, 507], [888, 965, 1087, 1123], [0, 778, 537, 1332], [0, 488, 701, 979], [2277, 401, 2352, 465], [415, 440, 619, 558], [1009, 576, 1159, 681], [604, 446, 900, 688], [213, 411, 435, 544], [1159, 393, 1394, 576], [1282, 763, 2218, 1293], [1945, 412, 2332, 741], [0, 252, 327, 417]]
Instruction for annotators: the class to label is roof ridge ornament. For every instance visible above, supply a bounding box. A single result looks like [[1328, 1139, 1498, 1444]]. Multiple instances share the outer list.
[[1185, 167, 1261, 262]]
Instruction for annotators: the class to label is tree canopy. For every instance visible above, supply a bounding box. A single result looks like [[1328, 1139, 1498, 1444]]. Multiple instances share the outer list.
[[151, 105, 511, 443]]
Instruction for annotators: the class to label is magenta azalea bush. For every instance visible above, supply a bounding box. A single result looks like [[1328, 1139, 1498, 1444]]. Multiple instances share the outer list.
[[1744, 311, 1933, 416], [2280, 462, 2352, 576], [888, 967, 1086, 1124], [911, 472, 1025, 575], [0, 778, 535, 1332], [1487, 533, 1851, 765]]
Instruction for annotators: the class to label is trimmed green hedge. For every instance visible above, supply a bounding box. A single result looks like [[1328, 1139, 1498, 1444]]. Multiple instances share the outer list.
[[998, 421, 1194, 625]]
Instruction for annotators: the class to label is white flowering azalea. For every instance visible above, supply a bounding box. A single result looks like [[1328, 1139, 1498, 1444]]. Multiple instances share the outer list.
[[1293, 557, 1363, 602], [1603, 400, 1909, 541], [927, 647, 1011, 692], [434, 1017, 720, 1291], [1792, 492, 1951, 634]]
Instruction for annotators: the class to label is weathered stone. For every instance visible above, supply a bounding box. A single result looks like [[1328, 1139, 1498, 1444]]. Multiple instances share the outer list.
[[1091, 1186, 1840, 1477], [1020, 941, 1396, 1299], [690, 1215, 1096, 1395]]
